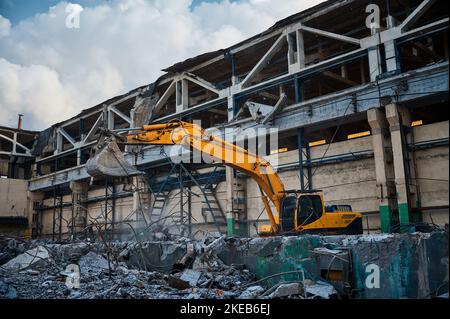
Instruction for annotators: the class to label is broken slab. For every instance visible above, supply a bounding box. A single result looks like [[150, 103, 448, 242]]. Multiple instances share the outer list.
[[268, 283, 301, 298], [304, 280, 338, 299], [238, 286, 265, 299], [0, 246, 50, 271], [180, 269, 202, 287], [78, 251, 110, 276]]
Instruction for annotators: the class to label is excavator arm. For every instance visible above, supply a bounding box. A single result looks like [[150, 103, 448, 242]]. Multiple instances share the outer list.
[[125, 121, 285, 233]]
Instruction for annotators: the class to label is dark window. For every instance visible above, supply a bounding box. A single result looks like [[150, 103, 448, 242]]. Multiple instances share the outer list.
[[280, 196, 297, 232], [297, 195, 323, 226]]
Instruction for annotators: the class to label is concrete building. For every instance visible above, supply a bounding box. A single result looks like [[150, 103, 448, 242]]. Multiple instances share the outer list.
[[1, 0, 448, 240]]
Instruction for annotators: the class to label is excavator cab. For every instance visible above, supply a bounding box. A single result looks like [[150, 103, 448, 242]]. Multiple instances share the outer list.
[[280, 192, 324, 233], [259, 191, 363, 236], [280, 191, 362, 235]]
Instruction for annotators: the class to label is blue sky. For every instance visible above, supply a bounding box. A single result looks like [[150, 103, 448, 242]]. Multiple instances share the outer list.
[[0, 0, 235, 25]]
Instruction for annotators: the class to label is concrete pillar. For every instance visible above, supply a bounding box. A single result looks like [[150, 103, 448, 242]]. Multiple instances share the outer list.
[[225, 167, 247, 236], [384, 40, 400, 73], [27, 191, 45, 238], [227, 93, 235, 122], [368, 108, 396, 232], [176, 79, 189, 113], [132, 176, 151, 223], [69, 181, 89, 234], [385, 104, 416, 232], [368, 46, 383, 82]]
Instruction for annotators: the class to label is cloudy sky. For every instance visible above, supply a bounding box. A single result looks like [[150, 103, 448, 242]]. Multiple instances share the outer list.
[[0, 0, 324, 130]]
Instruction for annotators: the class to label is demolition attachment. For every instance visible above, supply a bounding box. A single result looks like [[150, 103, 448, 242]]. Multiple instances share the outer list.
[[85, 129, 143, 178]]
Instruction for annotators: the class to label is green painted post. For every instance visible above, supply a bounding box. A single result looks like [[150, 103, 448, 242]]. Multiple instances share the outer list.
[[379, 205, 392, 233], [227, 218, 234, 236], [398, 202, 412, 233]]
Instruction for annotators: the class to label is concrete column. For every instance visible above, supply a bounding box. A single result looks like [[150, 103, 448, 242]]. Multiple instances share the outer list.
[[225, 167, 247, 236], [69, 181, 89, 234], [132, 176, 150, 223], [225, 167, 234, 235], [227, 93, 235, 122], [368, 46, 383, 81], [27, 191, 45, 238], [368, 108, 396, 232], [176, 79, 189, 113], [385, 104, 416, 232], [384, 40, 400, 73]]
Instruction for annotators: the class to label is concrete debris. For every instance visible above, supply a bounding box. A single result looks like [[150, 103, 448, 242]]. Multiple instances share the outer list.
[[2, 231, 445, 299], [0, 279, 17, 299], [303, 280, 338, 299], [168, 276, 191, 290], [179, 269, 202, 287], [0, 236, 258, 299], [238, 286, 265, 299], [1, 246, 50, 271], [78, 251, 110, 276], [268, 283, 302, 298]]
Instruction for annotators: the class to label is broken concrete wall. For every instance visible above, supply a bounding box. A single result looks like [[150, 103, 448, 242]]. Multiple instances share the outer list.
[[0, 179, 30, 236], [0, 179, 29, 218], [218, 232, 449, 299], [412, 121, 449, 225], [339, 232, 449, 298]]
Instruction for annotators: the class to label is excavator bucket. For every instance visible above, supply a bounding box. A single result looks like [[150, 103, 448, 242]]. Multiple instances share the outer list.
[[85, 135, 143, 178]]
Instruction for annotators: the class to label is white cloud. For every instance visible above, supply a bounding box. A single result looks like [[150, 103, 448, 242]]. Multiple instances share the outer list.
[[0, 0, 324, 130], [0, 15, 11, 38]]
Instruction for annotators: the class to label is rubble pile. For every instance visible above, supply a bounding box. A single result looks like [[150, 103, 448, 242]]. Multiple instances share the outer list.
[[0, 233, 340, 299], [0, 234, 313, 300]]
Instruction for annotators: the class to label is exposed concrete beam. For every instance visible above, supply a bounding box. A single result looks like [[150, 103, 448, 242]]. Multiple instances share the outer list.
[[155, 80, 176, 112], [184, 72, 220, 95], [58, 128, 76, 146], [109, 105, 131, 124], [35, 140, 96, 164], [0, 133, 31, 153], [83, 113, 103, 143], [401, 0, 437, 32], [261, 93, 288, 124], [0, 151, 34, 157], [299, 24, 361, 46], [241, 33, 287, 88]]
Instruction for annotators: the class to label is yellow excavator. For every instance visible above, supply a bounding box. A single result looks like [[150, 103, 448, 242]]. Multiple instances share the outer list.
[[86, 121, 363, 236]]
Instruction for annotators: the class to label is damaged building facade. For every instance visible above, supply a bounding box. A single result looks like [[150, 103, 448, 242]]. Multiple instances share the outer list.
[[0, 0, 448, 241]]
